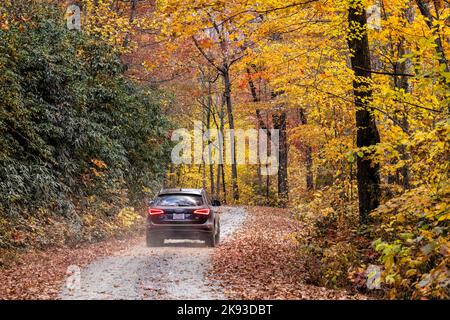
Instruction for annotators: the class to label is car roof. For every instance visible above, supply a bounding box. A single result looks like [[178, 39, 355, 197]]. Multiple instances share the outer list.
[[158, 188, 204, 196]]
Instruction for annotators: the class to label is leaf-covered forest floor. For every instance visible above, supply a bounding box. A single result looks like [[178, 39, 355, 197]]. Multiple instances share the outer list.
[[0, 206, 369, 300], [0, 235, 143, 299], [210, 206, 368, 300]]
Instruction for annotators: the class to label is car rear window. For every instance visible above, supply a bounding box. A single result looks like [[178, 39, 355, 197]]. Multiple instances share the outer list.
[[153, 194, 203, 207]]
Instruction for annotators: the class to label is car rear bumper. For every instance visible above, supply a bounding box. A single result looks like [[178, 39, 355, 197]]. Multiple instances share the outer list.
[[147, 221, 214, 236]]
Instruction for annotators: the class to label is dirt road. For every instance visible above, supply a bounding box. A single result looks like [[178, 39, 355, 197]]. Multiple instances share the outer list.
[[59, 207, 247, 300]]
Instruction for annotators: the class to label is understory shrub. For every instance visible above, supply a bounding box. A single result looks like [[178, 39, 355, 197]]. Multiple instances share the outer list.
[[295, 122, 449, 299]]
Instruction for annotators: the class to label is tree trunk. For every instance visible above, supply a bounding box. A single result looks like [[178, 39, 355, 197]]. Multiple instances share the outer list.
[[381, 1, 412, 189], [223, 68, 239, 201], [215, 94, 226, 203], [272, 112, 288, 205], [348, 0, 381, 223], [395, 39, 412, 190], [123, 0, 138, 48], [256, 120, 263, 199], [206, 84, 215, 195], [415, 0, 449, 74], [298, 108, 314, 190], [201, 108, 206, 190], [265, 113, 270, 205], [247, 68, 263, 200]]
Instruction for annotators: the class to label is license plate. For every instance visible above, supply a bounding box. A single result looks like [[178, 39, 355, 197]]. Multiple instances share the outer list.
[[172, 213, 185, 220]]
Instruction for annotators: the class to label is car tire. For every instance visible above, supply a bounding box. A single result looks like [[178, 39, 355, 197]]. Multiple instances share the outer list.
[[204, 232, 216, 247], [146, 232, 164, 247], [214, 222, 220, 245]]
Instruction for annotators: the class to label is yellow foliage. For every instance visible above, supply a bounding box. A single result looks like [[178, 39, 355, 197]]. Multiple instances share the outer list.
[[145, 0, 449, 298], [116, 207, 141, 229]]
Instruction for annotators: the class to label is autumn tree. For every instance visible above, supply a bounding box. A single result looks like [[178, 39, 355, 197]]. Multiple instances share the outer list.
[[151, 0, 258, 201], [347, 0, 381, 222]]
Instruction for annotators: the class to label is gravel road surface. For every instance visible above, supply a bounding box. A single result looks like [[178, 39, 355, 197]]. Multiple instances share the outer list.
[[59, 207, 246, 300]]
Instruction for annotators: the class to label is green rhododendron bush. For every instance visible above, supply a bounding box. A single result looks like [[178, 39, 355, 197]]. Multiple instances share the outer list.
[[0, 2, 172, 250]]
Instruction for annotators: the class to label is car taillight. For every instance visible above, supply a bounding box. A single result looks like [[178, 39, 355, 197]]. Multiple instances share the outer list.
[[193, 208, 210, 215], [148, 208, 164, 216]]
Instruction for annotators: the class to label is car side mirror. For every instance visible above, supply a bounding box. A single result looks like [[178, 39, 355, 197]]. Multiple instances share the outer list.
[[148, 200, 155, 206], [212, 200, 221, 207]]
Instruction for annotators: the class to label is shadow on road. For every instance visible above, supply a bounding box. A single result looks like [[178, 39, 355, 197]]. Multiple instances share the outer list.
[[161, 240, 207, 248]]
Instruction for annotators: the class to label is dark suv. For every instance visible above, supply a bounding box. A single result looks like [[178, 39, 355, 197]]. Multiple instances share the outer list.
[[146, 189, 221, 247]]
